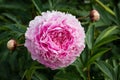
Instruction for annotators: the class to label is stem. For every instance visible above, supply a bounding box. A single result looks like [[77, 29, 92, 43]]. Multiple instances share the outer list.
[[87, 50, 92, 80], [17, 44, 24, 46], [95, 0, 115, 16], [77, 15, 89, 20], [87, 47, 94, 80], [87, 66, 91, 80]]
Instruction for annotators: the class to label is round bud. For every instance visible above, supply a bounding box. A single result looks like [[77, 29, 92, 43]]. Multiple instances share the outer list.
[[90, 10, 100, 21], [7, 39, 17, 50]]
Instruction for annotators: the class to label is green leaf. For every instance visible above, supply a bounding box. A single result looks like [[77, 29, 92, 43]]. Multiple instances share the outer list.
[[32, 0, 42, 14], [48, 0, 53, 10], [0, 4, 26, 10], [0, 15, 10, 22], [72, 58, 86, 80], [94, 5, 113, 26], [114, 2, 120, 25], [54, 71, 80, 80], [22, 67, 36, 80], [2, 13, 21, 24], [95, 0, 115, 16], [24, 69, 35, 80], [33, 72, 48, 80], [95, 61, 116, 80], [3, 24, 26, 34], [0, 45, 9, 62], [0, 32, 10, 41], [80, 50, 89, 66], [115, 66, 120, 80], [86, 23, 94, 50], [75, 66, 86, 80], [95, 26, 118, 45], [0, 24, 26, 40], [87, 48, 110, 66], [94, 36, 120, 48]]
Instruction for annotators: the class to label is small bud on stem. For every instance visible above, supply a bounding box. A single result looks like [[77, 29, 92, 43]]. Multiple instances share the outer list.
[[7, 39, 17, 50], [7, 39, 24, 51], [90, 9, 100, 21]]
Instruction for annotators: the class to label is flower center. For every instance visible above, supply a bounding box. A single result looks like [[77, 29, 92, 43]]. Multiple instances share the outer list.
[[49, 29, 72, 49]]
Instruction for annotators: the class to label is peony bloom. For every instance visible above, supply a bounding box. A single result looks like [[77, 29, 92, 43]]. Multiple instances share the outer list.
[[24, 11, 85, 69]]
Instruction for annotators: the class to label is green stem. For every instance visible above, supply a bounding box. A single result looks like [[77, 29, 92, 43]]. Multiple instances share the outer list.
[[77, 15, 89, 20], [95, 0, 115, 16], [87, 65, 91, 80], [87, 49, 92, 80]]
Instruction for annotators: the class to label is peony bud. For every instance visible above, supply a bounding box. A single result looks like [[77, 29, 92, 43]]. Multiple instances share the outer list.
[[90, 10, 100, 21], [7, 39, 17, 50]]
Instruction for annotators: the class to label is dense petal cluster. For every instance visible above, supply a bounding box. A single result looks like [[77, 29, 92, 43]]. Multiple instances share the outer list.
[[24, 11, 85, 69]]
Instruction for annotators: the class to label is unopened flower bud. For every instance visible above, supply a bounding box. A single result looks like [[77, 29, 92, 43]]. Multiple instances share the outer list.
[[90, 10, 100, 21], [7, 39, 17, 50]]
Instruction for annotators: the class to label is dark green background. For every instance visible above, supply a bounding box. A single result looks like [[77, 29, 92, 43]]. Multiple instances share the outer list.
[[0, 0, 120, 80]]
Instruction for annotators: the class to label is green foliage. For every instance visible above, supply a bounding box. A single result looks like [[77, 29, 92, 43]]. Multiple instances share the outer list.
[[95, 60, 120, 80], [86, 23, 94, 50], [0, 0, 120, 80], [32, 0, 42, 14]]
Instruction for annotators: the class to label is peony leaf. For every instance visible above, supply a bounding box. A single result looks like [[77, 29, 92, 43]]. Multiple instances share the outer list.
[[32, 0, 42, 14], [86, 23, 95, 50], [22, 65, 45, 80], [72, 58, 86, 80], [94, 26, 118, 45], [54, 71, 80, 80], [2, 13, 21, 24], [94, 36, 120, 49], [3, 24, 26, 34], [87, 48, 110, 66], [95, 61, 116, 80], [32, 72, 48, 80], [0, 4, 26, 10], [95, 0, 115, 16], [0, 32, 9, 41], [48, 0, 53, 10]]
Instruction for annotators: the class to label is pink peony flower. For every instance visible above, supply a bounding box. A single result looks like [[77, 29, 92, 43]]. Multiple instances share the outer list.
[[24, 11, 85, 69]]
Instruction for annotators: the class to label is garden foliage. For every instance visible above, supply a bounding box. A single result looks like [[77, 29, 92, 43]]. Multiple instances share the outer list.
[[0, 0, 120, 80]]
